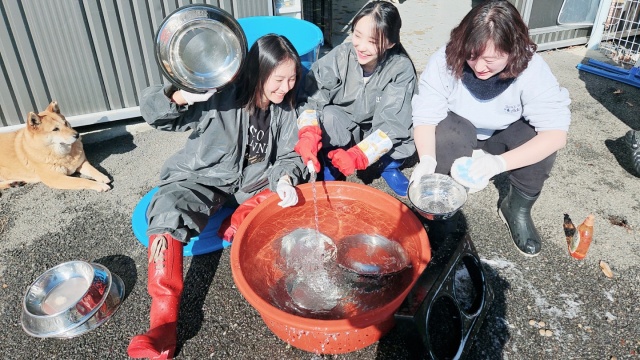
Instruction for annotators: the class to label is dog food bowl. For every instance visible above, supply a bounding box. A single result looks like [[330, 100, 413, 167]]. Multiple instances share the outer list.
[[155, 4, 247, 93], [21, 261, 124, 338], [408, 174, 468, 221], [231, 182, 431, 354]]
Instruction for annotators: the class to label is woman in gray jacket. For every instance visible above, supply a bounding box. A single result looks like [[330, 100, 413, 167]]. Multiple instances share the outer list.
[[128, 34, 305, 359], [295, 0, 417, 197]]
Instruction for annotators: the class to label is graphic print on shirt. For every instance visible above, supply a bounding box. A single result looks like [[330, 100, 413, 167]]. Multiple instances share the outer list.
[[503, 104, 522, 114], [245, 108, 271, 166]]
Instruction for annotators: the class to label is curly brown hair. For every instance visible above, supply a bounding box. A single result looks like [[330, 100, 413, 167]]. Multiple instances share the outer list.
[[445, 0, 536, 80]]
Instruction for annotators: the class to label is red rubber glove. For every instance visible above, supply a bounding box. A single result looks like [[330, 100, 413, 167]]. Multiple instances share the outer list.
[[327, 146, 369, 176], [218, 189, 275, 242], [294, 126, 322, 173]]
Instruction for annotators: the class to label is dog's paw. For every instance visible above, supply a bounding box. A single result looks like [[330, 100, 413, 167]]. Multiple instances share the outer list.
[[94, 182, 111, 192], [95, 174, 111, 184], [10, 181, 27, 188]]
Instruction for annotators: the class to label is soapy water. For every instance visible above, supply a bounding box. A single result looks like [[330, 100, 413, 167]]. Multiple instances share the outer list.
[[278, 229, 339, 312], [272, 228, 411, 319], [269, 263, 406, 320], [454, 262, 478, 313], [286, 271, 342, 312], [410, 174, 467, 214], [422, 199, 452, 214], [279, 228, 336, 267], [417, 190, 462, 214]]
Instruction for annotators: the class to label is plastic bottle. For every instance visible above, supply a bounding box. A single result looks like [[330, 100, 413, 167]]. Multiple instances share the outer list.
[[568, 214, 595, 259], [563, 214, 576, 248]]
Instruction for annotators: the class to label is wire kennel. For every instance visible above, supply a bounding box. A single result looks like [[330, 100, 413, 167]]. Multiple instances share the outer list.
[[577, 0, 640, 88]]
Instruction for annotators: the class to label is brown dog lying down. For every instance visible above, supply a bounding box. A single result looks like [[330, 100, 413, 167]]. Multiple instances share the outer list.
[[0, 101, 111, 192]]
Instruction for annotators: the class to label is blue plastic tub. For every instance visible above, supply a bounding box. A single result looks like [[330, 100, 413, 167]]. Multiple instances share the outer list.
[[238, 16, 324, 71], [131, 187, 234, 256]]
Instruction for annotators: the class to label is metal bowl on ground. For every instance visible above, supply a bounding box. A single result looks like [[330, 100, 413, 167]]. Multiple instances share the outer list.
[[408, 173, 468, 221], [155, 4, 247, 93], [21, 261, 125, 338]]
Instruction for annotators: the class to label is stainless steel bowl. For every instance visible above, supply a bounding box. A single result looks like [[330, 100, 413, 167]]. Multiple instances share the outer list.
[[408, 173, 468, 221], [336, 234, 410, 276], [155, 4, 247, 93], [21, 261, 124, 338], [53, 267, 124, 339]]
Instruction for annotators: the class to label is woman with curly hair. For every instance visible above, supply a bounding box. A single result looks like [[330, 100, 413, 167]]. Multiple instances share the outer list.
[[410, 0, 571, 257]]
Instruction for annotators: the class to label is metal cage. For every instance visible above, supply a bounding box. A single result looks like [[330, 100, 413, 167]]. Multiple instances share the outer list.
[[600, 0, 640, 67], [577, 0, 640, 88]]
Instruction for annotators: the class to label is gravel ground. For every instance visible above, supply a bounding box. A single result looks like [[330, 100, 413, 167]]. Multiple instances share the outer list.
[[1, 1, 639, 359]]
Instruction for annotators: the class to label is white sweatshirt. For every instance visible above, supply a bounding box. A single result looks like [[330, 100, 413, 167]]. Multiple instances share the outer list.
[[412, 46, 571, 140]]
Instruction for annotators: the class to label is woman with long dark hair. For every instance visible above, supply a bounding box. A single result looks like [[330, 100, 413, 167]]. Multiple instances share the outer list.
[[127, 34, 305, 359], [295, 0, 417, 197]]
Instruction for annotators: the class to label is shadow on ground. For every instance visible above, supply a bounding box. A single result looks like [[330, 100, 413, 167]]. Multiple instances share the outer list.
[[176, 251, 223, 354], [578, 54, 640, 177]]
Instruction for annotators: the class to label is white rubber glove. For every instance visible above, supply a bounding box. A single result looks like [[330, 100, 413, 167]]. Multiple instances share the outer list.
[[451, 154, 507, 193], [178, 89, 216, 105], [276, 175, 298, 208], [409, 155, 437, 188], [306, 160, 316, 175]]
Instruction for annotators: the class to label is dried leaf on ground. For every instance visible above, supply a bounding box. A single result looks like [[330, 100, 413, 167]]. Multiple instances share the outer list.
[[599, 260, 614, 278]]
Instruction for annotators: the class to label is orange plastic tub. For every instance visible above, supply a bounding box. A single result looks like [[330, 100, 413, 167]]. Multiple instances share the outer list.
[[230, 182, 431, 354]]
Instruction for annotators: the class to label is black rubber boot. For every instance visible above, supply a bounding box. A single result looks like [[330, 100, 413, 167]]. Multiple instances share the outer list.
[[498, 185, 542, 257], [625, 130, 640, 175]]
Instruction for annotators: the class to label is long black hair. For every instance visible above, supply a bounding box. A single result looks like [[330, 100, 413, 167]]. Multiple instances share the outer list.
[[351, 0, 414, 71], [236, 34, 302, 115]]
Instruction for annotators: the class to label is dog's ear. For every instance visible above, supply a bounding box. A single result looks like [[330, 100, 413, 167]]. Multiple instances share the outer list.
[[27, 112, 41, 129], [46, 101, 60, 114]]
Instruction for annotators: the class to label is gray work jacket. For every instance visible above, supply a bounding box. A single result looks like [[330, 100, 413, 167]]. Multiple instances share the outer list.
[[140, 84, 305, 201], [299, 42, 417, 153]]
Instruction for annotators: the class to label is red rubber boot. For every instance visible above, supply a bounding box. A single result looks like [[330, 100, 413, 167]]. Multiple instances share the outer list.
[[128, 233, 184, 359]]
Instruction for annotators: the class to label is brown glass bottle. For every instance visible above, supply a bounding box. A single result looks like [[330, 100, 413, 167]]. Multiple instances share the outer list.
[[568, 214, 595, 260]]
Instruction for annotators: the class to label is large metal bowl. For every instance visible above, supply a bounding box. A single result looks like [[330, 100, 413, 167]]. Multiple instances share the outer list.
[[408, 173, 468, 221], [155, 4, 247, 93], [21, 261, 124, 338], [336, 234, 410, 276]]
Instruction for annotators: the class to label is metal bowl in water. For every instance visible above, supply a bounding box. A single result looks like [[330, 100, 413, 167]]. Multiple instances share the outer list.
[[336, 234, 410, 276], [408, 173, 468, 221], [155, 4, 247, 93], [21, 261, 124, 338]]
